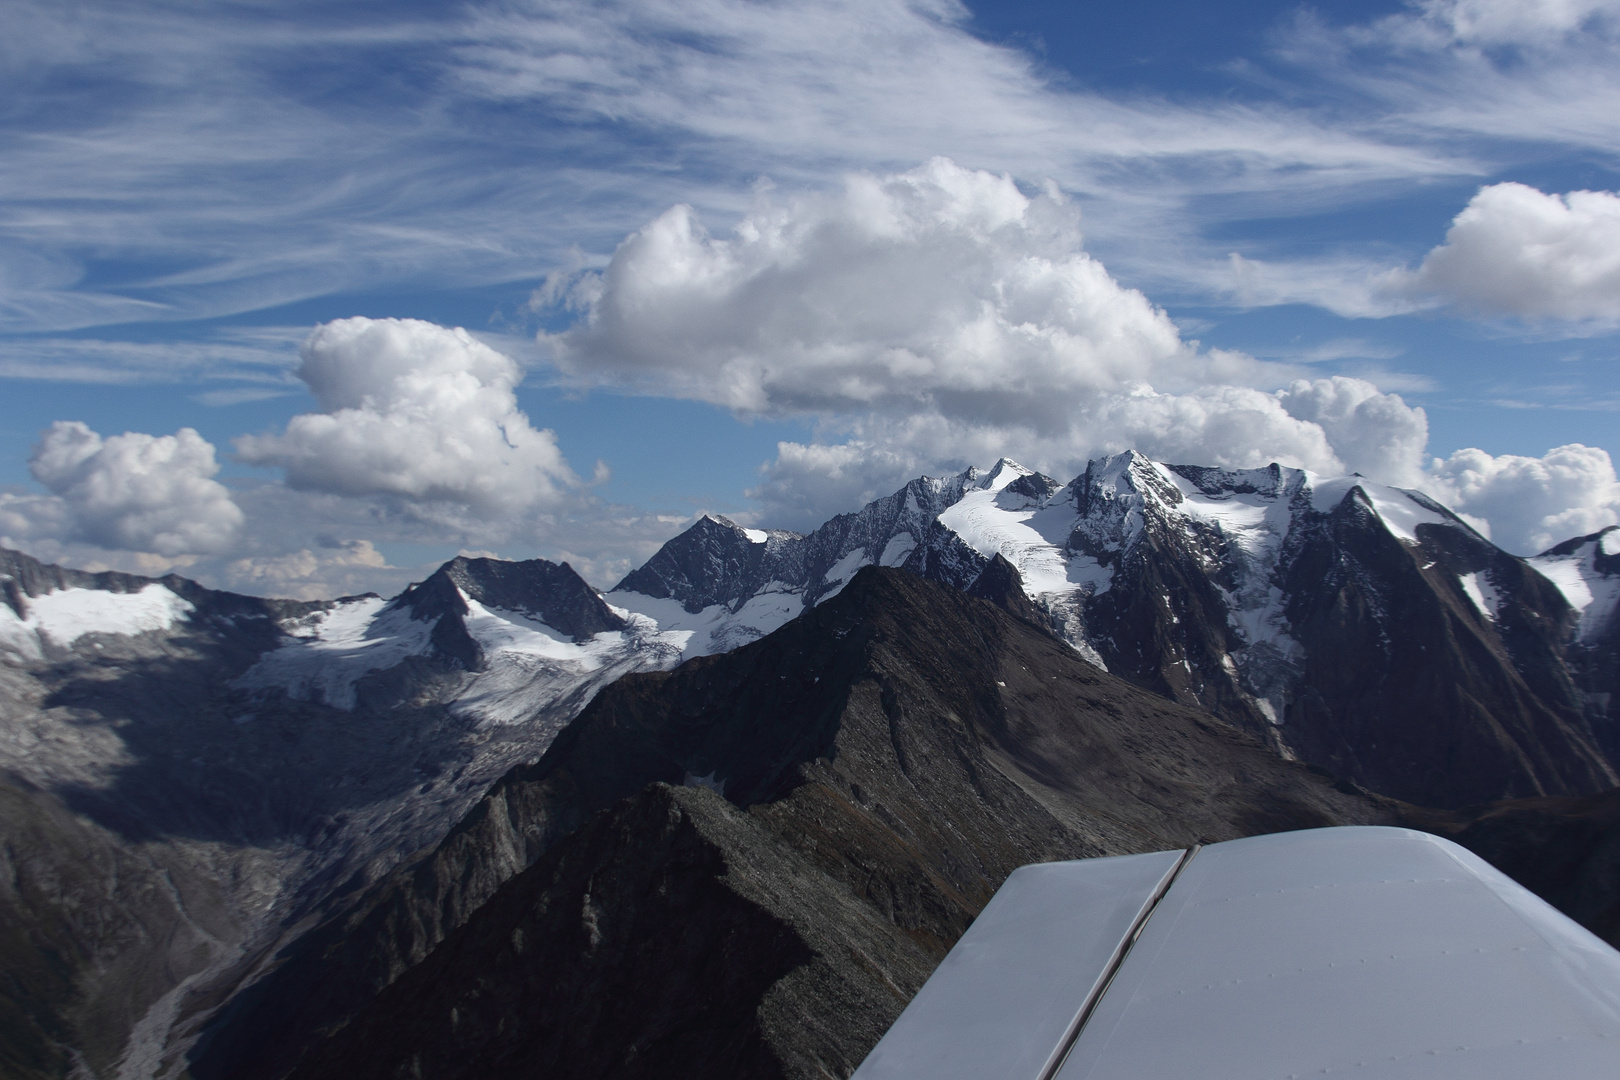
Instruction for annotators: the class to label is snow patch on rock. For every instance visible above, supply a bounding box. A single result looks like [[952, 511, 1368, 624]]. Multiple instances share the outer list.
[[1457, 572, 1502, 621], [610, 585, 805, 661], [0, 583, 193, 658]]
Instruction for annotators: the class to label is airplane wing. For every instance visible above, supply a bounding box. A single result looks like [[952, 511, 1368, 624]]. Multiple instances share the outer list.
[[851, 826, 1620, 1079]]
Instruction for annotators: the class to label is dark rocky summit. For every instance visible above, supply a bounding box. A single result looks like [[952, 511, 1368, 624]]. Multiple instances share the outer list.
[[1056, 456, 1615, 808], [396, 555, 628, 668], [201, 566, 1396, 1080], [1539, 526, 1620, 761]]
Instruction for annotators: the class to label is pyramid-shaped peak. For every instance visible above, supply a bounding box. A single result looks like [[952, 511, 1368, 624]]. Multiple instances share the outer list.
[[982, 458, 1035, 490]]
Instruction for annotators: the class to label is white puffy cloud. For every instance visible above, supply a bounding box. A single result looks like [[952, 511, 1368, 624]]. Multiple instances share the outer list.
[[237, 317, 578, 512], [546, 160, 1436, 528], [1397, 183, 1620, 321], [0, 421, 243, 558], [547, 158, 1286, 428], [220, 540, 393, 602], [1277, 376, 1431, 486], [1427, 443, 1620, 553]]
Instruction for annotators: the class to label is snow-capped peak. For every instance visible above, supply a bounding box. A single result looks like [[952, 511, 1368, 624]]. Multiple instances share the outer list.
[[981, 457, 1034, 491]]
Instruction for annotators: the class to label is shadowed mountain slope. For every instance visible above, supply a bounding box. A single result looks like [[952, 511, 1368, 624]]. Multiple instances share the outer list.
[[201, 566, 1397, 1080]]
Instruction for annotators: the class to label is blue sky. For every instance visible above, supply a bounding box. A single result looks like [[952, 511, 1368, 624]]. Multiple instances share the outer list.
[[2, 0, 1618, 596]]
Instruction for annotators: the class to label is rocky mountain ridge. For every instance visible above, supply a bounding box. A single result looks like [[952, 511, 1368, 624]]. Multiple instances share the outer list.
[[611, 452, 1619, 807], [4, 452, 1620, 1077]]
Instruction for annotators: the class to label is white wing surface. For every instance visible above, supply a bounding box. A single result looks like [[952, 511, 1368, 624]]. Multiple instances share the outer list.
[[855, 827, 1620, 1080]]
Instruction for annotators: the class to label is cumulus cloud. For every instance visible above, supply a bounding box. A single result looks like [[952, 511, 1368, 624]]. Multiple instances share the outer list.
[[1393, 183, 1620, 321], [547, 158, 1284, 425], [1277, 376, 1431, 485], [0, 421, 243, 558], [237, 317, 578, 513], [545, 159, 1435, 526], [1427, 443, 1620, 553], [220, 539, 393, 601]]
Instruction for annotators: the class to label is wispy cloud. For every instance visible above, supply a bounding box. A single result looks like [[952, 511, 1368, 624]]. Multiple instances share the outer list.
[[0, 328, 304, 384], [0, 0, 1558, 342]]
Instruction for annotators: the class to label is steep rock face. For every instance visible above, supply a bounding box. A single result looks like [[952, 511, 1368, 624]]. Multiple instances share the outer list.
[[0, 779, 244, 1080], [402, 556, 627, 644], [1275, 489, 1604, 806], [286, 784, 930, 1080], [391, 555, 631, 673], [607, 469, 995, 656], [1048, 454, 1614, 808], [615, 516, 808, 614], [199, 566, 1393, 1080]]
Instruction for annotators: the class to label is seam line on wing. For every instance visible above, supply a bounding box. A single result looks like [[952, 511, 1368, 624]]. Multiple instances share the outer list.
[[1037, 843, 1202, 1080]]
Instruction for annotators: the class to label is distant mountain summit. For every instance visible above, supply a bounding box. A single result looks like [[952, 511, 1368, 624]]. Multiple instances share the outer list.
[[611, 452, 1616, 807]]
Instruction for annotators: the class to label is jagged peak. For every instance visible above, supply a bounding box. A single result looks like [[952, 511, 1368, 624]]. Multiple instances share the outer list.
[[981, 457, 1034, 491], [398, 554, 625, 643]]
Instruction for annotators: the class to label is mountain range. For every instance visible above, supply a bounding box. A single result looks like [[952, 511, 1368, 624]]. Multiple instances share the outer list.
[[3, 452, 1619, 1078]]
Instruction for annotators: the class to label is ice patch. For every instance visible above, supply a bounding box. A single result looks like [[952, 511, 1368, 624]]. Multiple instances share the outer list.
[[818, 549, 871, 600], [1066, 555, 1113, 597], [0, 605, 42, 659], [938, 488, 1074, 598], [1310, 475, 1453, 545], [742, 528, 768, 544], [462, 597, 612, 664], [234, 596, 435, 709], [981, 458, 1032, 492], [445, 591, 692, 727], [1164, 472, 1298, 651], [610, 586, 803, 661], [0, 584, 193, 657]]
